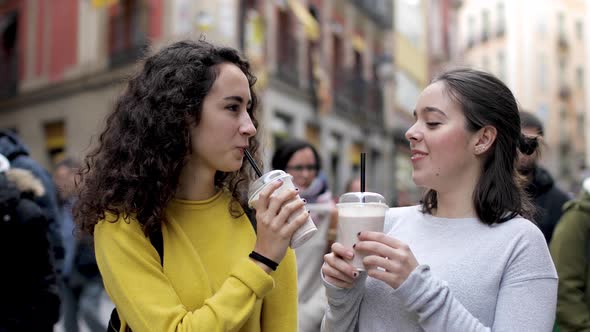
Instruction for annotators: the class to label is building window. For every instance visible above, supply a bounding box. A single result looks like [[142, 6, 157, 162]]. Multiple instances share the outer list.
[[538, 55, 546, 92], [576, 20, 583, 40], [108, 0, 148, 68], [481, 9, 490, 42], [558, 58, 567, 85], [44, 121, 65, 165], [497, 51, 506, 81], [332, 33, 343, 91], [557, 12, 565, 38], [0, 11, 18, 99], [467, 15, 476, 47], [496, 3, 505, 36], [276, 7, 299, 87]]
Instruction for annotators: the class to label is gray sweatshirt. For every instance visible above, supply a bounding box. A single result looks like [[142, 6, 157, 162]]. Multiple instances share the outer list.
[[322, 206, 558, 331]]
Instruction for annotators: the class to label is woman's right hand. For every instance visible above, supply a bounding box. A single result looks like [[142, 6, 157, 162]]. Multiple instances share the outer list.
[[252, 180, 309, 266], [322, 242, 359, 288]]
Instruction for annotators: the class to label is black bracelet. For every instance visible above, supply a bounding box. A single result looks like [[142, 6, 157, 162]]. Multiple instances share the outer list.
[[249, 251, 279, 271]]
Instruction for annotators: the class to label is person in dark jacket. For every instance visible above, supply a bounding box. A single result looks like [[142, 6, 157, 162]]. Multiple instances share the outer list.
[[0, 154, 61, 331], [0, 130, 64, 273], [550, 177, 590, 331], [518, 111, 571, 243]]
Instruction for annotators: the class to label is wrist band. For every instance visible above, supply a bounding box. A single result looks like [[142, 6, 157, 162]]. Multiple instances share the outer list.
[[249, 251, 279, 271]]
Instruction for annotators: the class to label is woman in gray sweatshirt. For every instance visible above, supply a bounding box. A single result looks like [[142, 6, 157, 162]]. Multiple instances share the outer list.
[[321, 68, 557, 331]]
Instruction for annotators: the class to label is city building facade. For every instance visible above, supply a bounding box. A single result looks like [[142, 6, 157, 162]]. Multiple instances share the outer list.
[[456, 0, 588, 190], [0, 0, 397, 202]]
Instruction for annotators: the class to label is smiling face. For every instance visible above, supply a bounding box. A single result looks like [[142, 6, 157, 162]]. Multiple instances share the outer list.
[[405, 81, 482, 192], [189, 62, 256, 174]]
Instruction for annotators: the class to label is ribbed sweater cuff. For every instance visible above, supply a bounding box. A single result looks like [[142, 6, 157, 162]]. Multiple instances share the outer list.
[[393, 264, 440, 311], [321, 268, 367, 303]]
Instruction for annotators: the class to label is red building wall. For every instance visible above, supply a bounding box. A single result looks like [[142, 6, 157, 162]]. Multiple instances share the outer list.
[[48, 0, 78, 81]]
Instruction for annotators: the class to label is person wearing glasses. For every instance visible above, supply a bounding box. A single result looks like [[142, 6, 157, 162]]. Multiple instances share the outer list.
[[272, 139, 338, 332]]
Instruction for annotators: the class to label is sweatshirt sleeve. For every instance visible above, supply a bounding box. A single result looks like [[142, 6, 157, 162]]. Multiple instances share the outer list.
[[550, 208, 590, 332], [260, 248, 298, 331], [94, 217, 276, 332], [394, 226, 557, 332], [320, 271, 367, 332]]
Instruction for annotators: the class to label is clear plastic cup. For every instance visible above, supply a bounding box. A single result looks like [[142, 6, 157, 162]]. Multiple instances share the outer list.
[[248, 170, 317, 248], [337, 192, 389, 270]]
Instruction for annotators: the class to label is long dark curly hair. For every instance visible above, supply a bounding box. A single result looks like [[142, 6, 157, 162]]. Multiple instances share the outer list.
[[74, 40, 261, 236]]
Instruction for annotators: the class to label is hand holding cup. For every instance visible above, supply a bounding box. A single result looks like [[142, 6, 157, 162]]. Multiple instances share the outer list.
[[250, 179, 310, 265]]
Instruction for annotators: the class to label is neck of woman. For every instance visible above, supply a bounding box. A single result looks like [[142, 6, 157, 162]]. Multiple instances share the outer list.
[[175, 161, 218, 201], [432, 184, 478, 219]]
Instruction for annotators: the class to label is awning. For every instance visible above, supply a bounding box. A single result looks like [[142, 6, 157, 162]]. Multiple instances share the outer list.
[[287, 0, 320, 41], [352, 34, 366, 52], [91, 0, 118, 9]]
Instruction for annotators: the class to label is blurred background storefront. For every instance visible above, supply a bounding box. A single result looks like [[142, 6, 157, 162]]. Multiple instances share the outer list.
[[0, 0, 589, 206]]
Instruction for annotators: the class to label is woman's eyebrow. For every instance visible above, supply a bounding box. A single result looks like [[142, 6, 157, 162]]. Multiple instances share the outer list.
[[413, 107, 447, 118], [223, 95, 252, 107]]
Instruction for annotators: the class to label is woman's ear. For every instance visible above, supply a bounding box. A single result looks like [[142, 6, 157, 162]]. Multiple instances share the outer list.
[[473, 126, 497, 155]]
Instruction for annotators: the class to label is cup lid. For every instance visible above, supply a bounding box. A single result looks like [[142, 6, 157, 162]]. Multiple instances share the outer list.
[[338, 192, 387, 205], [248, 169, 291, 199]]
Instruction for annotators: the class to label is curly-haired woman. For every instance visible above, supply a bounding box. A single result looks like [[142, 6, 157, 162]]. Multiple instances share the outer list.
[[74, 40, 308, 331]]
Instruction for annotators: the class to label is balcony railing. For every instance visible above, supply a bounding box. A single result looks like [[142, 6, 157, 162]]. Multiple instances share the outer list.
[[558, 34, 569, 51], [333, 70, 384, 128], [350, 0, 392, 28], [559, 84, 571, 100], [481, 30, 489, 42], [276, 33, 299, 87]]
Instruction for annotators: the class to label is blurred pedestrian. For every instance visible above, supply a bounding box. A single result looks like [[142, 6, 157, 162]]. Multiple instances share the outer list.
[[54, 158, 105, 332], [74, 40, 306, 331], [518, 111, 570, 243], [322, 68, 557, 331], [0, 154, 61, 331], [272, 139, 337, 332], [344, 175, 361, 193], [550, 177, 590, 332], [0, 130, 64, 275]]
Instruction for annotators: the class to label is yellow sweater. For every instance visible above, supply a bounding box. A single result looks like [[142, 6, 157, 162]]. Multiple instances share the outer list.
[[94, 191, 298, 331]]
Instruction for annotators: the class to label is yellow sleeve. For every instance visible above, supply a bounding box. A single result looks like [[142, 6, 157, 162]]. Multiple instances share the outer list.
[[261, 248, 298, 331], [94, 216, 275, 332]]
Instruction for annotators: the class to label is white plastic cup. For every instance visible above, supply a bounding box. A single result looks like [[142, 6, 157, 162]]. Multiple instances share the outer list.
[[337, 192, 389, 270], [248, 170, 317, 248]]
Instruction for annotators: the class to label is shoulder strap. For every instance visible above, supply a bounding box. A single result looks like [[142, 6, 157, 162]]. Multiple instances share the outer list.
[[149, 228, 164, 265], [243, 204, 257, 233]]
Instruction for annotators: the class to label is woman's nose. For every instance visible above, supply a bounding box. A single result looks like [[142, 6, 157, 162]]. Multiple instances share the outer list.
[[405, 124, 421, 141], [240, 112, 257, 137]]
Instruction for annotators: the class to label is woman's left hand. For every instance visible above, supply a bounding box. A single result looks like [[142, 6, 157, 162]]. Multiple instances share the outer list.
[[355, 231, 419, 289]]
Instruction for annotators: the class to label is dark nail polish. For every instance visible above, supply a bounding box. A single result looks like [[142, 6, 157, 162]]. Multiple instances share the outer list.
[[352, 243, 356, 248], [302, 198, 307, 203], [353, 272, 358, 278], [295, 188, 299, 191], [357, 232, 361, 237]]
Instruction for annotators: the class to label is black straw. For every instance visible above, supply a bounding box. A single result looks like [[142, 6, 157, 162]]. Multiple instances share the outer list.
[[360, 153, 366, 192], [244, 149, 263, 177]]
